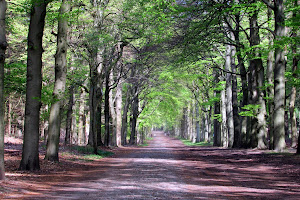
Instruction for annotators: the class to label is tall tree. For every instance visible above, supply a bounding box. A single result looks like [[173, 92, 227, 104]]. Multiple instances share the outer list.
[[249, 1, 267, 149], [45, 0, 70, 161], [0, 0, 7, 180], [289, 0, 298, 148], [273, 0, 286, 151], [19, 0, 49, 171]]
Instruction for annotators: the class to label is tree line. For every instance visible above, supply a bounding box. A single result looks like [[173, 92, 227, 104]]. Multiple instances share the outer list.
[[0, 0, 299, 180]]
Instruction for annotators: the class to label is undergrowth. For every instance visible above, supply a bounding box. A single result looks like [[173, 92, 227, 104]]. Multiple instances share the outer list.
[[62, 146, 114, 161], [181, 139, 213, 147]]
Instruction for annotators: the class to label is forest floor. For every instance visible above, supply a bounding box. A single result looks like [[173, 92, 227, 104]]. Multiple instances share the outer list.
[[1, 131, 300, 200]]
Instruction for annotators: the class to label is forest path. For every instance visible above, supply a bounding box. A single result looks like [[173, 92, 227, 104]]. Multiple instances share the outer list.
[[2, 131, 300, 199]]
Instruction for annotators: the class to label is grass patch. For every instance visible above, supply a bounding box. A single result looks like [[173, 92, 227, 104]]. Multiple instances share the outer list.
[[138, 137, 153, 147], [181, 139, 213, 147], [65, 145, 114, 161]]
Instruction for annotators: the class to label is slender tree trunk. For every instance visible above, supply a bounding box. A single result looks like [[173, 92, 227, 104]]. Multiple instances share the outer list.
[[290, 0, 298, 148], [181, 107, 188, 139], [196, 103, 201, 143], [204, 108, 209, 142], [96, 100, 103, 146], [65, 85, 74, 145], [19, 1, 48, 171], [273, 0, 286, 151], [121, 86, 130, 145], [109, 71, 116, 146], [6, 97, 11, 136], [234, 10, 248, 148], [115, 82, 122, 146], [225, 44, 234, 148], [267, 5, 275, 150], [78, 87, 86, 145], [45, 0, 70, 161], [213, 69, 221, 146], [104, 69, 110, 146], [220, 74, 228, 147], [0, 0, 7, 179], [130, 87, 138, 145], [230, 44, 239, 148]]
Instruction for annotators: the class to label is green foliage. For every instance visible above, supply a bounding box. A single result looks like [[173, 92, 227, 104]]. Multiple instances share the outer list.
[[71, 146, 114, 157], [212, 114, 222, 123], [181, 139, 213, 147], [239, 104, 261, 117], [4, 63, 27, 95]]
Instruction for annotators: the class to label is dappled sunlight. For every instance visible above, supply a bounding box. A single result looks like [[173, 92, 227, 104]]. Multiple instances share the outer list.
[[2, 131, 300, 199]]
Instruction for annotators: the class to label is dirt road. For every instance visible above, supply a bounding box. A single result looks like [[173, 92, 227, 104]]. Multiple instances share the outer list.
[[2, 131, 300, 199]]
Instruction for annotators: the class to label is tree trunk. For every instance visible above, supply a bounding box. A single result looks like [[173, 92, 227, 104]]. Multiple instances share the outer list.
[[6, 97, 11, 136], [130, 87, 138, 145], [115, 82, 122, 146], [65, 85, 74, 145], [290, 0, 298, 148], [104, 69, 110, 146], [196, 104, 201, 143], [0, 0, 7, 179], [267, 5, 274, 150], [19, 1, 48, 171], [109, 71, 116, 146], [213, 69, 221, 146], [121, 86, 130, 145], [220, 75, 228, 147], [225, 44, 234, 148], [78, 87, 86, 145], [273, 0, 286, 151], [233, 10, 247, 147], [231, 46, 240, 148], [45, 0, 70, 161], [249, 4, 267, 149]]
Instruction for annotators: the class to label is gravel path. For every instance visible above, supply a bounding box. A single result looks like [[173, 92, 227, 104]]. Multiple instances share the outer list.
[[3, 131, 300, 199]]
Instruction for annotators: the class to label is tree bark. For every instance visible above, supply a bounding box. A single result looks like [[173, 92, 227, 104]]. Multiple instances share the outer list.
[[290, 0, 298, 148], [273, 0, 286, 151], [130, 87, 138, 145], [104, 68, 110, 146], [78, 87, 86, 145], [0, 0, 7, 180], [45, 0, 70, 161], [267, 5, 274, 150], [19, 1, 48, 171], [249, 3, 267, 149], [109, 71, 116, 146], [220, 74, 228, 147], [225, 44, 234, 148], [213, 69, 221, 146], [196, 103, 201, 143], [65, 85, 74, 145], [115, 82, 122, 146], [234, 10, 248, 148], [121, 86, 130, 145]]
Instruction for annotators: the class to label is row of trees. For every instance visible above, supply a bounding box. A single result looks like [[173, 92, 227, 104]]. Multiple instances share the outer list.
[[0, 0, 299, 180], [160, 0, 299, 153]]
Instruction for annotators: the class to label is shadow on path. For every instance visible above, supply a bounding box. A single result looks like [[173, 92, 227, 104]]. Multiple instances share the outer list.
[[3, 131, 300, 200]]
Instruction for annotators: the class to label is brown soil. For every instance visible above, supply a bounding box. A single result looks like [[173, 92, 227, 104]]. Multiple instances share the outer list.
[[1, 131, 300, 199]]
